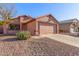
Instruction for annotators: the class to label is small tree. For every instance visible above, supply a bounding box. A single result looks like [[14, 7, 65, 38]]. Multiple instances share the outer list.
[[0, 4, 16, 21], [0, 4, 16, 34]]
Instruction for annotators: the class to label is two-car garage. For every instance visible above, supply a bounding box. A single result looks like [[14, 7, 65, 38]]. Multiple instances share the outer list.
[[39, 22, 57, 34]]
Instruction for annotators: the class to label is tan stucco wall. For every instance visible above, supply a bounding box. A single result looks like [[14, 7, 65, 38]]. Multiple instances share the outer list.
[[26, 21, 36, 35], [3, 17, 21, 34], [22, 23, 27, 31], [36, 16, 59, 34], [3, 23, 20, 35], [37, 17, 49, 22], [60, 23, 71, 33], [2, 15, 59, 35], [4, 24, 19, 35], [3, 24, 9, 34]]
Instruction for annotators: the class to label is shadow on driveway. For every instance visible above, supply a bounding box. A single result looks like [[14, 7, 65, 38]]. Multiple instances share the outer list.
[[1, 38, 17, 42]]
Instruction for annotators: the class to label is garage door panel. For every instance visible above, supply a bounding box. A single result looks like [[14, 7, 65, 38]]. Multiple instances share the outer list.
[[40, 25, 53, 33], [39, 23, 57, 34]]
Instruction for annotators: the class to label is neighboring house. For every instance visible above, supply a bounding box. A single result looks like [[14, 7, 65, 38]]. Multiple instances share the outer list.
[[59, 18, 79, 33], [0, 14, 59, 35]]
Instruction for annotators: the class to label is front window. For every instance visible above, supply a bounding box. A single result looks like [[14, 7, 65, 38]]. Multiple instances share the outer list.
[[9, 24, 20, 30]]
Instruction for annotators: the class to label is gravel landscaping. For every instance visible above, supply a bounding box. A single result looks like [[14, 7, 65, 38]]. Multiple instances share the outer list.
[[0, 36, 79, 56]]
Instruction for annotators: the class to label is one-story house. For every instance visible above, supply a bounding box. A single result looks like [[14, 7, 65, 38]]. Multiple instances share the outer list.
[[0, 14, 59, 35], [59, 18, 79, 33]]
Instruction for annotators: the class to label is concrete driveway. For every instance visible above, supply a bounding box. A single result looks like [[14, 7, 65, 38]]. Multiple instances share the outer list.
[[43, 34, 79, 47], [33, 34, 79, 48]]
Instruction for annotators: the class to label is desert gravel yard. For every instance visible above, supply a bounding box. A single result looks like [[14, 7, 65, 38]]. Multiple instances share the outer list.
[[0, 35, 79, 56]]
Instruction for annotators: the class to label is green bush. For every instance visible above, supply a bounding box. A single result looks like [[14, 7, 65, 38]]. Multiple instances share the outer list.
[[59, 29, 64, 32], [78, 27, 79, 32], [16, 31, 31, 40], [0, 21, 4, 25], [9, 24, 16, 30]]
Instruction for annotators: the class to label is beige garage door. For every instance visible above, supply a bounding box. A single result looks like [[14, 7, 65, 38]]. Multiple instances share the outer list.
[[39, 23, 57, 34]]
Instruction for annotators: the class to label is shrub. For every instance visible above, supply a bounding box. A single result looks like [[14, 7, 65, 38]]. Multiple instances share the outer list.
[[9, 24, 16, 30], [78, 27, 79, 32], [16, 31, 31, 40], [59, 29, 64, 33], [0, 21, 4, 25]]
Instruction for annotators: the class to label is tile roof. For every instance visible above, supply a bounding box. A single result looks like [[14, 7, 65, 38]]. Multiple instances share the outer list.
[[36, 14, 51, 19], [60, 18, 78, 24]]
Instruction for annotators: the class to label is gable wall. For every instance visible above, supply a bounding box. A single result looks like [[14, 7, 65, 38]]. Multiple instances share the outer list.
[[36, 16, 59, 34], [36, 16, 58, 24], [60, 23, 71, 33], [26, 20, 36, 35]]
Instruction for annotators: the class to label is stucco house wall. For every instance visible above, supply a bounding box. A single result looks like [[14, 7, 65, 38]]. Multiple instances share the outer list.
[[5, 18, 20, 35], [60, 19, 79, 33], [0, 14, 59, 35], [60, 23, 71, 33], [36, 14, 59, 35], [26, 20, 36, 35]]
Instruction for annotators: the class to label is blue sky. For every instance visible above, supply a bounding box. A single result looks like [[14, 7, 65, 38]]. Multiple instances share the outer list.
[[15, 3, 79, 21]]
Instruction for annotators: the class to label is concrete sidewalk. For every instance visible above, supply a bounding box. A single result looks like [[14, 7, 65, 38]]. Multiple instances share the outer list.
[[42, 34, 79, 47]]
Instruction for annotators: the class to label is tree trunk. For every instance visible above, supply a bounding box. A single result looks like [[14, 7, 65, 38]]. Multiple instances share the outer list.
[[3, 23, 7, 34]]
